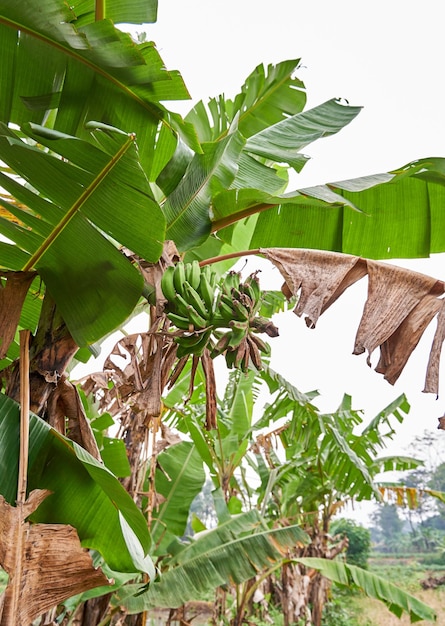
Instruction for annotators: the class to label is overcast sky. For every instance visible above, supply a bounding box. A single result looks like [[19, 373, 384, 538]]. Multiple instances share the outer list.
[[142, 0, 445, 458]]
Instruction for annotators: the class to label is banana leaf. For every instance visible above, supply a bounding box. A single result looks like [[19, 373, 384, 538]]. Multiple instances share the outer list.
[[243, 158, 445, 259], [150, 442, 205, 554], [0, 393, 153, 575], [70, 0, 158, 25], [0, 0, 195, 177], [296, 557, 436, 623], [117, 511, 309, 612], [0, 123, 165, 346]]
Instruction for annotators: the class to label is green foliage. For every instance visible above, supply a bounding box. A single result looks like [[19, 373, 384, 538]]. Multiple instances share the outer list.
[[331, 519, 371, 569], [0, 394, 152, 574]]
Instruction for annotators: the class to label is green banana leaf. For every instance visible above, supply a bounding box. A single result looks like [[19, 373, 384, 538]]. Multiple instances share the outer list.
[[150, 441, 206, 554], [296, 557, 436, 623], [117, 510, 309, 612], [243, 158, 445, 258], [0, 0, 195, 177], [70, 0, 158, 25], [185, 59, 307, 143], [0, 122, 165, 346], [164, 124, 246, 250], [0, 393, 153, 575], [244, 98, 362, 172]]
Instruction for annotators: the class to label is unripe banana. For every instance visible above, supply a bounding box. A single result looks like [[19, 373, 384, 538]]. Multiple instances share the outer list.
[[160, 266, 177, 302], [189, 260, 202, 290], [173, 262, 186, 293], [232, 299, 250, 322], [198, 273, 215, 313], [221, 271, 241, 296], [167, 312, 193, 331], [228, 323, 248, 348], [186, 304, 208, 329], [175, 292, 193, 318], [183, 281, 209, 320], [214, 300, 234, 324], [176, 329, 211, 357]]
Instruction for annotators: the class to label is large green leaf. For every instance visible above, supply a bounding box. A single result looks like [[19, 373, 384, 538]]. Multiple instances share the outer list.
[[150, 442, 205, 554], [0, 0, 195, 177], [71, 0, 158, 25], [0, 394, 152, 574], [0, 123, 165, 346], [296, 557, 436, 623], [244, 98, 362, 172], [164, 124, 245, 250], [244, 158, 445, 258], [185, 59, 307, 143], [117, 511, 309, 611]]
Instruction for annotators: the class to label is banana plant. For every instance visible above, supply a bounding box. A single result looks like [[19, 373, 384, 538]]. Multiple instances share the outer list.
[[1, 1, 445, 624]]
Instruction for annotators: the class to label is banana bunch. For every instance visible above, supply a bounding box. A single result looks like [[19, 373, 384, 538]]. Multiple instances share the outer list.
[[161, 262, 276, 368], [161, 261, 217, 358], [210, 271, 273, 372]]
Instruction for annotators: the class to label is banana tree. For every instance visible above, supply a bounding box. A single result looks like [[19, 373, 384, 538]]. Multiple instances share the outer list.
[[100, 365, 431, 625], [1, 0, 445, 624]]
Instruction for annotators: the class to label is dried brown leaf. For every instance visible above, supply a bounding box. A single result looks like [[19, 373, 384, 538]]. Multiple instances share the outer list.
[[375, 294, 443, 385], [0, 272, 36, 358], [0, 491, 110, 625], [353, 260, 443, 362], [261, 247, 445, 395], [261, 248, 366, 327], [201, 349, 217, 430], [424, 300, 445, 395], [47, 376, 101, 460]]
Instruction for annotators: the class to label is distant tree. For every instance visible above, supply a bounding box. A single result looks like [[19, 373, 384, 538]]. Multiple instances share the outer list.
[[370, 504, 405, 553], [330, 518, 371, 569]]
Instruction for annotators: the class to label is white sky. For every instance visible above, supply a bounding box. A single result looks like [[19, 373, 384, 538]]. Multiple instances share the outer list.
[[143, 1, 445, 451]]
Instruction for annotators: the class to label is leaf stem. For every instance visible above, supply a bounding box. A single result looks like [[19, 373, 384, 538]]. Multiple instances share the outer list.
[[95, 0, 105, 21], [17, 329, 30, 504], [211, 203, 276, 233], [22, 134, 135, 271], [199, 249, 262, 268]]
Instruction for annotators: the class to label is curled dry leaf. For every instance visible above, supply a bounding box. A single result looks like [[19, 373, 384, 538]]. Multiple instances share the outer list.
[[47, 375, 101, 461], [261, 248, 445, 395], [0, 271, 36, 359], [0, 490, 110, 626]]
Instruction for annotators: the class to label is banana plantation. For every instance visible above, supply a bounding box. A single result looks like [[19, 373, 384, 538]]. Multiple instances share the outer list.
[[1, 1, 445, 624]]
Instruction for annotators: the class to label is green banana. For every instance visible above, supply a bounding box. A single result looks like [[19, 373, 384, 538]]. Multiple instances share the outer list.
[[228, 323, 247, 348], [167, 312, 193, 331], [243, 273, 261, 303], [175, 292, 193, 318], [198, 273, 215, 313], [214, 299, 234, 324], [232, 298, 250, 322], [173, 262, 186, 293], [176, 329, 211, 357], [186, 304, 208, 329], [221, 271, 240, 296], [189, 260, 202, 290], [183, 281, 209, 320], [160, 266, 177, 302]]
